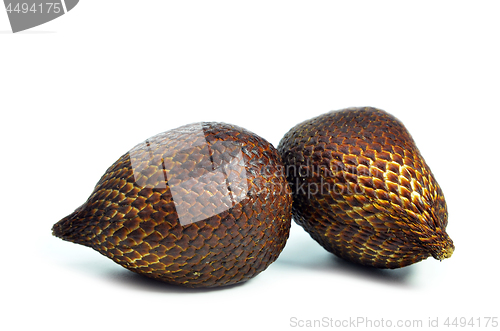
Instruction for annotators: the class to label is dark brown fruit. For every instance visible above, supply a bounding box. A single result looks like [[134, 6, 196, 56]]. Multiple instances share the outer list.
[[53, 122, 292, 287], [278, 107, 454, 268]]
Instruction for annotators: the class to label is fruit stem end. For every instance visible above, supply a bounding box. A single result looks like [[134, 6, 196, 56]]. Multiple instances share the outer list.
[[435, 242, 454, 261]]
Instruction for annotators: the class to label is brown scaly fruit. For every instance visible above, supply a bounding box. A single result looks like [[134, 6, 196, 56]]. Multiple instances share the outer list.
[[277, 107, 454, 268], [52, 122, 292, 287]]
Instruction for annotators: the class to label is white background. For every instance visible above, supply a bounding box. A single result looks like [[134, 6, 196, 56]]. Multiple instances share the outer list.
[[1, 1, 499, 330]]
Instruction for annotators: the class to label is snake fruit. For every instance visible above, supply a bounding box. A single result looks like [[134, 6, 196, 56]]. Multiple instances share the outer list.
[[52, 122, 292, 287], [278, 107, 454, 268]]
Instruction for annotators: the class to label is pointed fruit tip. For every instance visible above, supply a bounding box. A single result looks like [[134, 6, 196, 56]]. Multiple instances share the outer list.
[[441, 244, 454, 260], [52, 220, 66, 239], [51, 209, 93, 247], [434, 240, 454, 261]]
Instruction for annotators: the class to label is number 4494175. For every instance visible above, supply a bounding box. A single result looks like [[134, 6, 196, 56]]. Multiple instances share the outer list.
[[444, 317, 498, 328], [5, 2, 62, 14]]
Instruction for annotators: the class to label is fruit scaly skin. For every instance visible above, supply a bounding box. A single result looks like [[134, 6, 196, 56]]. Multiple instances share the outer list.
[[278, 107, 454, 268], [53, 122, 292, 287]]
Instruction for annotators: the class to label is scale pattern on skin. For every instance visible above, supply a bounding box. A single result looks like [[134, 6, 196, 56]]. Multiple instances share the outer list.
[[278, 107, 454, 268], [53, 122, 292, 287]]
